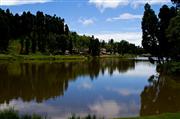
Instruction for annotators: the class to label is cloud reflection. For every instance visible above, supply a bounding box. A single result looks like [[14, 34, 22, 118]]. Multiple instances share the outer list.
[[78, 81, 93, 90], [89, 100, 121, 118], [89, 99, 139, 118], [106, 87, 140, 96]]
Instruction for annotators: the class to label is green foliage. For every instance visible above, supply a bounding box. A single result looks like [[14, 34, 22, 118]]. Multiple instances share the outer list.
[[25, 37, 31, 54], [158, 5, 176, 58], [141, 3, 178, 61], [157, 61, 180, 75], [0, 9, 10, 52], [89, 36, 100, 56], [166, 12, 180, 58], [8, 40, 21, 54], [0, 8, 143, 56], [69, 114, 103, 119], [115, 113, 180, 119], [171, 0, 180, 8], [142, 3, 159, 56], [0, 109, 42, 119]]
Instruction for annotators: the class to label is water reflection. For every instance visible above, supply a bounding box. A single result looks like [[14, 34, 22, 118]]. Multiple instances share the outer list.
[[0, 59, 135, 104], [0, 59, 157, 118], [140, 74, 180, 116]]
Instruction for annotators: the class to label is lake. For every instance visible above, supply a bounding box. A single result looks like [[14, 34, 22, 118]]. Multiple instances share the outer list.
[[0, 59, 180, 119]]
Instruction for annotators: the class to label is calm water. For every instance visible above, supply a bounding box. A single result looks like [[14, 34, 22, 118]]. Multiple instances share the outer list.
[[0, 59, 180, 119]]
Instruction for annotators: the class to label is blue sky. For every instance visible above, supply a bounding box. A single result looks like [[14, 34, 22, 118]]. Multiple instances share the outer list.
[[0, 0, 173, 45]]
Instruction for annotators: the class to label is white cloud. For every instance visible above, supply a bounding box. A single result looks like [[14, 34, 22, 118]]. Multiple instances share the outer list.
[[0, 0, 52, 6], [84, 32, 142, 46], [107, 13, 142, 21], [89, 0, 171, 12], [131, 0, 170, 8], [78, 18, 95, 26], [89, 0, 129, 12]]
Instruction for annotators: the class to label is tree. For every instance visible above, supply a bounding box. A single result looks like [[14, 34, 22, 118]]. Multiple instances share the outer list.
[[56, 34, 67, 54], [118, 40, 129, 55], [166, 13, 180, 59], [36, 11, 46, 52], [101, 40, 106, 48], [68, 36, 73, 54], [89, 36, 100, 56], [65, 24, 69, 35], [47, 33, 57, 54], [142, 3, 159, 57], [109, 39, 114, 54], [158, 5, 176, 59], [20, 39, 24, 54], [25, 37, 30, 54], [171, 0, 180, 8], [0, 9, 10, 52]]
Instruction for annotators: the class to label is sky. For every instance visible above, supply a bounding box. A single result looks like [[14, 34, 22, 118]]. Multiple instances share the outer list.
[[0, 0, 173, 46]]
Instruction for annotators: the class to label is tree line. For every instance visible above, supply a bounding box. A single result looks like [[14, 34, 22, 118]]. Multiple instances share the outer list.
[[142, 0, 180, 62], [100, 39, 145, 55], [0, 8, 143, 56]]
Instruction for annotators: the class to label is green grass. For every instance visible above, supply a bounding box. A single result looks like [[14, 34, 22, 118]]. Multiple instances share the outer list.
[[68, 113, 180, 119], [1, 109, 180, 119], [115, 113, 180, 119], [0, 54, 87, 61], [0, 54, 138, 62], [0, 109, 42, 119], [99, 54, 136, 59]]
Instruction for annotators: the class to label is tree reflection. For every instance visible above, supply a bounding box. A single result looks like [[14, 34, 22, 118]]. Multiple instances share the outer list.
[[140, 74, 180, 116], [0, 59, 135, 104]]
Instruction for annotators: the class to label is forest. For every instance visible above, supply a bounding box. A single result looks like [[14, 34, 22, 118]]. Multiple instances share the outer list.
[[0, 9, 144, 56], [142, 0, 180, 63]]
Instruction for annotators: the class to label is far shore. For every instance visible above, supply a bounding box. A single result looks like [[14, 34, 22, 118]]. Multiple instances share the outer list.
[[0, 54, 151, 62]]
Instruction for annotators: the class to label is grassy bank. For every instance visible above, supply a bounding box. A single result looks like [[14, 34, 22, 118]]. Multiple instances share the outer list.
[[0, 109, 42, 119], [157, 61, 180, 75], [116, 113, 180, 119], [99, 54, 136, 59], [0, 54, 87, 61], [69, 113, 180, 119], [1, 109, 180, 119], [0, 54, 138, 61]]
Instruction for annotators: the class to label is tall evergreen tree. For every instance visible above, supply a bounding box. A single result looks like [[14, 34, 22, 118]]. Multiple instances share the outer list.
[[158, 5, 174, 59], [142, 3, 159, 57], [166, 12, 180, 59], [89, 36, 100, 56], [0, 9, 10, 52]]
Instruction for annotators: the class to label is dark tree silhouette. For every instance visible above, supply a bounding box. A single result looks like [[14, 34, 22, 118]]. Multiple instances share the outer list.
[[89, 36, 100, 56], [142, 3, 159, 57], [0, 8, 143, 56], [166, 13, 180, 59], [158, 5, 176, 60], [0, 9, 10, 52], [171, 0, 180, 8]]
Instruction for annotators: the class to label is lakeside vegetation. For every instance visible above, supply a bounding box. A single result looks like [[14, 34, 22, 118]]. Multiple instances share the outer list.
[[116, 113, 180, 119], [157, 61, 180, 75], [142, 0, 180, 63], [1, 109, 180, 119], [0, 109, 42, 119], [0, 54, 87, 61], [0, 0, 180, 119], [0, 8, 144, 57]]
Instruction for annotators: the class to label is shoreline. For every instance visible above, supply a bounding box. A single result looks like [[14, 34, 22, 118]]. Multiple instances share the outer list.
[[115, 113, 180, 119], [0, 54, 87, 61], [0, 54, 150, 62]]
